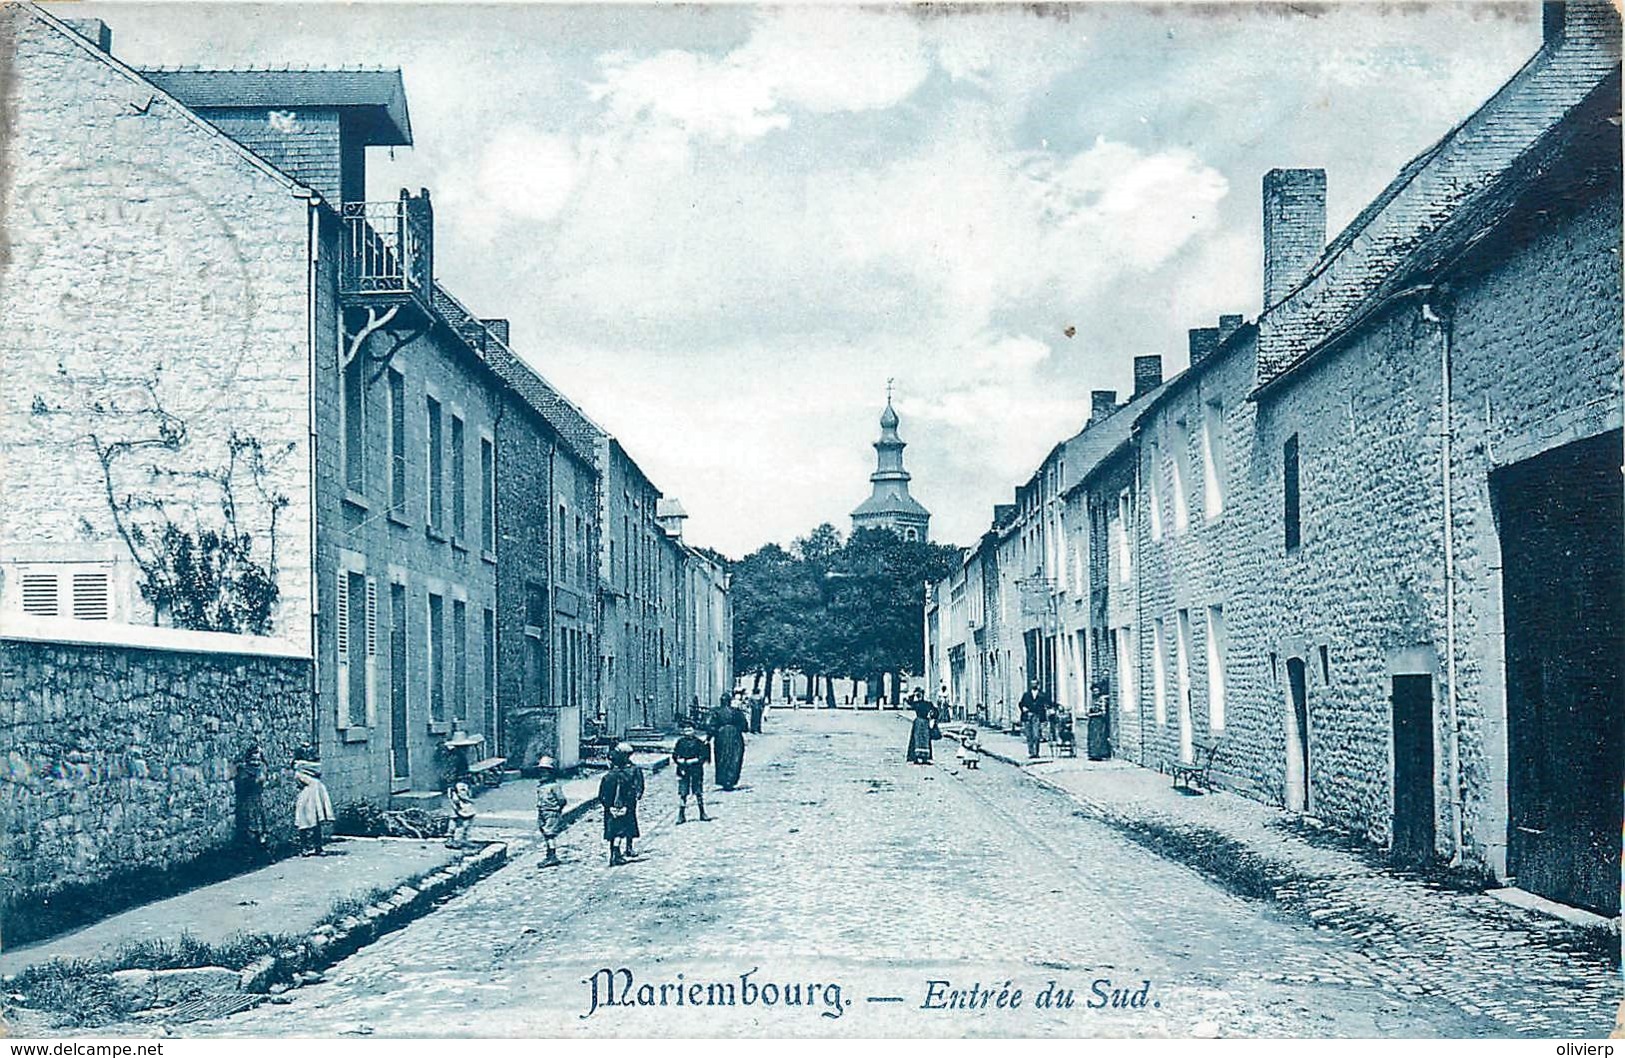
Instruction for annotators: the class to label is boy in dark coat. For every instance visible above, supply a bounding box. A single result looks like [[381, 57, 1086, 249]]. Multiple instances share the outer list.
[[672, 721, 712, 824], [598, 743, 644, 866]]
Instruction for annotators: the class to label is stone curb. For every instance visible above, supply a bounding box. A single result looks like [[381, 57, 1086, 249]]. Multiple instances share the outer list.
[[241, 755, 674, 998], [243, 756, 675, 992], [238, 840, 508, 995]]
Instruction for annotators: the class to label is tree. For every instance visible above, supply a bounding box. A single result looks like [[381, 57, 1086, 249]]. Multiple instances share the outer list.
[[730, 522, 964, 705]]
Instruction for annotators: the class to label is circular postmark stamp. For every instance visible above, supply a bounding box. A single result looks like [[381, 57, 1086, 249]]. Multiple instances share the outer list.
[[5, 157, 263, 420]]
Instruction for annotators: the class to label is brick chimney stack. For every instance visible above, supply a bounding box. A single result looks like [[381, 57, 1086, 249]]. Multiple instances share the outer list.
[[62, 19, 112, 52], [1218, 314, 1244, 343], [1090, 390, 1118, 424], [1262, 168, 1327, 311], [1188, 327, 1220, 368], [1132, 355, 1163, 399], [481, 319, 510, 346]]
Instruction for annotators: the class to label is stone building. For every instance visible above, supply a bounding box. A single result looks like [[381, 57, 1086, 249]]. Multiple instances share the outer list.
[[928, 0, 1621, 918], [0, 2, 733, 912], [850, 397, 931, 542], [1240, 4, 1620, 913], [598, 440, 675, 737]]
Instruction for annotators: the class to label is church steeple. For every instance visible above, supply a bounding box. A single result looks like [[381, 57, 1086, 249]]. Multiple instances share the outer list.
[[851, 383, 931, 542]]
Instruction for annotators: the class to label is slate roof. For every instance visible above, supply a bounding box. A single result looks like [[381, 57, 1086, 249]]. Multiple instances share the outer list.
[[430, 284, 605, 468], [139, 67, 412, 146], [851, 490, 931, 519], [1259, 67, 1622, 395], [1258, 6, 1620, 382]]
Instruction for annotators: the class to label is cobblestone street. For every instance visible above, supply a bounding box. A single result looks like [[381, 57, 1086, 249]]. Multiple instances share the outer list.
[[201, 712, 1601, 1038]]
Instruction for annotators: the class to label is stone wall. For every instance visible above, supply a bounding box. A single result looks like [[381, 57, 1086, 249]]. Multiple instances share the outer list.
[[0, 8, 315, 649], [0, 624, 310, 930]]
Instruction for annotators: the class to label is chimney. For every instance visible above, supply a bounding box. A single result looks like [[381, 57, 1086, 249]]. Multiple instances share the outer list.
[[481, 318, 510, 346], [1090, 390, 1118, 424], [1262, 168, 1327, 311], [1543, 1, 1566, 47], [62, 18, 113, 52], [1188, 327, 1220, 368], [1218, 314, 1244, 343], [1132, 355, 1163, 399]]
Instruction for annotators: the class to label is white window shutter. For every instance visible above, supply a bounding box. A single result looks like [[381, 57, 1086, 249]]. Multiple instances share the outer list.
[[366, 579, 379, 657], [71, 572, 110, 621], [336, 572, 350, 660], [21, 573, 59, 617]]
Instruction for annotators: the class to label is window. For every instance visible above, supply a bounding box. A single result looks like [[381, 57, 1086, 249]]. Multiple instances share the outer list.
[[480, 437, 495, 553], [1151, 617, 1169, 725], [428, 591, 446, 723], [343, 353, 366, 493], [1147, 442, 1164, 541], [1207, 605, 1227, 731], [453, 598, 467, 721], [388, 369, 406, 513], [426, 397, 444, 533], [1175, 608, 1194, 762], [525, 582, 546, 630], [450, 415, 466, 542], [20, 572, 58, 616], [17, 568, 112, 620], [483, 608, 497, 753], [1114, 490, 1132, 584], [1170, 419, 1191, 534], [1115, 625, 1137, 716], [1284, 433, 1301, 551], [558, 503, 569, 581], [389, 582, 409, 779], [1201, 400, 1225, 519], [575, 514, 585, 583]]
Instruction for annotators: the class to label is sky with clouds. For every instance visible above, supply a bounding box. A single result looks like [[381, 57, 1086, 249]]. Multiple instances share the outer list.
[[72, 1, 1540, 557]]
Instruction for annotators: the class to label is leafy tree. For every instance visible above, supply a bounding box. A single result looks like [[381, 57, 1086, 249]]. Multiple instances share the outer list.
[[730, 523, 964, 703]]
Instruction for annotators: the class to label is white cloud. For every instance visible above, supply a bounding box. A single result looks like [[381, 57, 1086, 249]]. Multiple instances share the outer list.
[[475, 128, 580, 222], [590, 8, 929, 145]]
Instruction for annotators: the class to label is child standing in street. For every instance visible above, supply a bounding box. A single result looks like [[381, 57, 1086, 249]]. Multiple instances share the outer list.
[[535, 756, 566, 868], [672, 721, 712, 824], [446, 781, 477, 849], [293, 757, 334, 856]]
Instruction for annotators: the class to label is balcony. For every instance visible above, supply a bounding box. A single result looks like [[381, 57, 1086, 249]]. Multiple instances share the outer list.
[[339, 190, 433, 307]]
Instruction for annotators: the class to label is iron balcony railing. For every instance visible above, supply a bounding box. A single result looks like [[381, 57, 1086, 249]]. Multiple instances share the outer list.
[[339, 190, 433, 298]]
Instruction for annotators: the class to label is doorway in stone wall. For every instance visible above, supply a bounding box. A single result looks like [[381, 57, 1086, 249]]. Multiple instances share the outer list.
[[1390, 674, 1436, 866], [1285, 656, 1310, 813], [1494, 428, 1622, 917]]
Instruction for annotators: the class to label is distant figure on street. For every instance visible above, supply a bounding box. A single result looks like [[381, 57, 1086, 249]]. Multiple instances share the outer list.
[[672, 721, 712, 824], [710, 692, 748, 791], [749, 694, 766, 734], [446, 781, 477, 849], [233, 745, 269, 862], [1018, 681, 1050, 759], [535, 756, 566, 868], [905, 688, 938, 764], [599, 743, 644, 866], [293, 757, 333, 856]]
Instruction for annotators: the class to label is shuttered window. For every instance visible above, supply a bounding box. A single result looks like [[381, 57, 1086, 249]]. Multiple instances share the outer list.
[[71, 573, 109, 620], [21, 573, 58, 617]]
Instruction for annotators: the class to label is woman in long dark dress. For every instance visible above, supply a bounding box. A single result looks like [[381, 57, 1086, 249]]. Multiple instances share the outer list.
[[906, 690, 936, 764], [711, 693, 747, 791]]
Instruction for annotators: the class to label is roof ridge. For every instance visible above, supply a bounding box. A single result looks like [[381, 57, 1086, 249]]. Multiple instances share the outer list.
[[16, 2, 310, 198]]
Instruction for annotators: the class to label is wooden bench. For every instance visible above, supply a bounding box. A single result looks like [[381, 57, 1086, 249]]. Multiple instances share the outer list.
[[467, 756, 507, 788], [1171, 741, 1221, 793]]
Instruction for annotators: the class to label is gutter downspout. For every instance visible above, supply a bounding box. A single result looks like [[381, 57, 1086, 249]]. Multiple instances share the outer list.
[[304, 197, 322, 753], [1133, 452, 1147, 769], [1423, 295, 1465, 868]]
